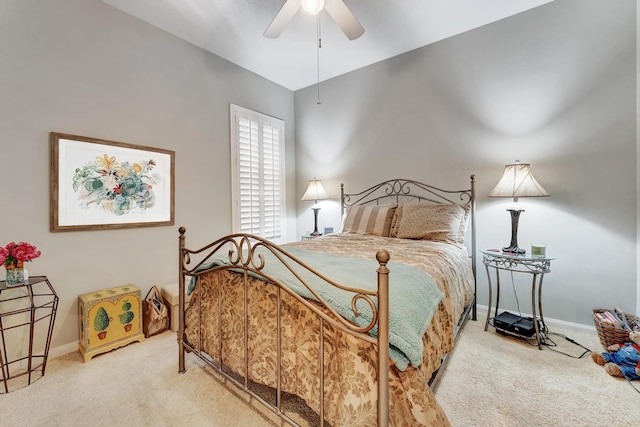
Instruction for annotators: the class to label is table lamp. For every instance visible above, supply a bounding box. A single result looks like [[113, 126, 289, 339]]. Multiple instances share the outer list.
[[488, 161, 549, 254], [301, 178, 329, 236]]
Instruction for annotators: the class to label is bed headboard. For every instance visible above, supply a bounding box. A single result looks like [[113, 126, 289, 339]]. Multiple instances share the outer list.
[[341, 177, 475, 213], [341, 176, 477, 318]]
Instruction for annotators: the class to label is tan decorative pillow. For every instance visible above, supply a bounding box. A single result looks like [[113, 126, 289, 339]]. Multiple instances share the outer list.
[[342, 205, 397, 237], [395, 204, 469, 245]]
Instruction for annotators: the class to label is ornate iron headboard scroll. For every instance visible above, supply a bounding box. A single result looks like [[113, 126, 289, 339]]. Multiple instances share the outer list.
[[341, 176, 477, 321], [341, 178, 474, 214]]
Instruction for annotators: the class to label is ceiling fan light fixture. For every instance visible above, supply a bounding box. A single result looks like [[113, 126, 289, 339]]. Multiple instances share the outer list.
[[301, 0, 324, 15], [264, 0, 363, 41]]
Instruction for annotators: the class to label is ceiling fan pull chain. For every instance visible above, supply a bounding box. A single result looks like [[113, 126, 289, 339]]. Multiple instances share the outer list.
[[316, 13, 322, 105]]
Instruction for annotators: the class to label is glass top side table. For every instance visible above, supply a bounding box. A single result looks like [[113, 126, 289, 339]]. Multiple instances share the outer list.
[[0, 276, 58, 393], [481, 249, 555, 349]]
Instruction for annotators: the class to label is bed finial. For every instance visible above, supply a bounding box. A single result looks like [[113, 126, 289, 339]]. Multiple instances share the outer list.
[[376, 249, 390, 265], [179, 226, 186, 236]]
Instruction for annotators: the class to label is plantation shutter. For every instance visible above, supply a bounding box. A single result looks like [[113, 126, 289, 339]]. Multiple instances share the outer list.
[[231, 104, 286, 242]]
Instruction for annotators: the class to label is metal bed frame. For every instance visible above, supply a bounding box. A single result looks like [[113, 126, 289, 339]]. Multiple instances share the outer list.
[[177, 175, 476, 426]]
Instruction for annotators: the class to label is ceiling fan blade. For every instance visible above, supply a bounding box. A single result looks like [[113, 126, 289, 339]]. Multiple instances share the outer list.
[[324, 0, 364, 40], [264, 0, 301, 38]]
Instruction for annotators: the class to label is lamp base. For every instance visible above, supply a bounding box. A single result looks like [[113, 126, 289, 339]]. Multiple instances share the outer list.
[[503, 208, 526, 254], [502, 244, 526, 254], [310, 207, 321, 236]]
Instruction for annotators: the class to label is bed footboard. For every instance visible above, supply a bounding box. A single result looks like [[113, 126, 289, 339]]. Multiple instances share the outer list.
[[177, 228, 390, 426]]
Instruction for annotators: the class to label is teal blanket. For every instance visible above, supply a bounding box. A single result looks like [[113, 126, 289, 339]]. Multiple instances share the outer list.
[[188, 246, 443, 371]]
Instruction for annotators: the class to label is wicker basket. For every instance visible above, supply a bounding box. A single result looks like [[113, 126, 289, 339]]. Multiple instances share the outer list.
[[592, 308, 639, 348]]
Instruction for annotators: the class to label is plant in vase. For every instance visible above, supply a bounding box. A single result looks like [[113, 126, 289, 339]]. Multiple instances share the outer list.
[[0, 241, 41, 286], [119, 300, 135, 332]]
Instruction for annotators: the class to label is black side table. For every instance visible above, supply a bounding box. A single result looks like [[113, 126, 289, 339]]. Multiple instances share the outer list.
[[0, 276, 58, 393]]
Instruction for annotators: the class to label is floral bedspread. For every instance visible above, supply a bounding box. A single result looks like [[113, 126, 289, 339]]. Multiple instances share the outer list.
[[184, 234, 474, 426]]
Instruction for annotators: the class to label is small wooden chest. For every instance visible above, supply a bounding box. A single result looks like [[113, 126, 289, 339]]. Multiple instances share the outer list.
[[78, 285, 144, 362]]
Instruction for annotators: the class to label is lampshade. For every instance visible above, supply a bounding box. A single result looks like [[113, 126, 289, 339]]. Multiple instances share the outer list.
[[301, 178, 329, 202], [488, 161, 550, 201], [301, 0, 324, 15]]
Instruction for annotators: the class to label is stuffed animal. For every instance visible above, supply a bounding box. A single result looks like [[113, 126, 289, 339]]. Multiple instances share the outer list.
[[592, 330, 640, 380]]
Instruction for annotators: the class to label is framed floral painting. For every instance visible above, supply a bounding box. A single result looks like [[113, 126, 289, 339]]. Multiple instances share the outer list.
[[50, 132, 175, 232]]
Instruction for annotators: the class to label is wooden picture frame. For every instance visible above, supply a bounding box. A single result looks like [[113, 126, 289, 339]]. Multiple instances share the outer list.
[[50, 132, 175, 232]]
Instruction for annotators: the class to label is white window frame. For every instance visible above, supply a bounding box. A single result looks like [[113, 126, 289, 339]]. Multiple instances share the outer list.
[[230, 104, 286, 243]]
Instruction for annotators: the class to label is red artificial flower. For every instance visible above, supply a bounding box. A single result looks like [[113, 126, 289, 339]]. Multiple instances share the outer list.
[[2, 241, 41, 267], [0, 246, 9, 266]]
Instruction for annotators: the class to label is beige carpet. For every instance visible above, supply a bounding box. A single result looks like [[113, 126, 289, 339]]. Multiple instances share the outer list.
[[435, 312, 640, 426], [2, 313, 639, 426], [0, 332, 282, 427]]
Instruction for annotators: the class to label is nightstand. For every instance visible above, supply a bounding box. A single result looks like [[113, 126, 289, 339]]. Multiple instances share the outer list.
[[481, 249, 555, 349]]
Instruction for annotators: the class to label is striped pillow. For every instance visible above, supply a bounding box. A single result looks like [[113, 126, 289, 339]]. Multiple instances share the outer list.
[[342, 205, 397, 237]]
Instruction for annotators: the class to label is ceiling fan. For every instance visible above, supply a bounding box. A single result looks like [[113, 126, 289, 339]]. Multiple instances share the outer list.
[[264, 0, 365, 41]]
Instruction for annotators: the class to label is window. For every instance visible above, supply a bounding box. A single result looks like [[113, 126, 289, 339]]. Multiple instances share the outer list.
[[230, 104, 286, 242]]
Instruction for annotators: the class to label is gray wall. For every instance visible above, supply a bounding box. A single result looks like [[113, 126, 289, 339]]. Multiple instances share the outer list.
[[1, 0, 635, 356], [294, 0, 638, 325], [0, 0, 295, 354]]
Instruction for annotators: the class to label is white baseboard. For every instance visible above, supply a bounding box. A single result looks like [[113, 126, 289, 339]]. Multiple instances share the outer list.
[[476, 304, 597, 335], [49, 342, 79, 359]]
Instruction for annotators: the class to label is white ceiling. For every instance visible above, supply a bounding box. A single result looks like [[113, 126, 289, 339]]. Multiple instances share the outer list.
[[101, 0, 554, 91]]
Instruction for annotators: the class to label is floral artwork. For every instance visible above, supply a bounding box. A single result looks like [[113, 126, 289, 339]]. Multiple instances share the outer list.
[[72, 154, 161, 216], [50, 133, 174, 231]]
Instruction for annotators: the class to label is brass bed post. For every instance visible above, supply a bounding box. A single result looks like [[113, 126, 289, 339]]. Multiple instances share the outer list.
[[376, 249, 390, 426], [319, 318, 325, 425], [178, 227, 186, 373], [470, 174, 477, 321]]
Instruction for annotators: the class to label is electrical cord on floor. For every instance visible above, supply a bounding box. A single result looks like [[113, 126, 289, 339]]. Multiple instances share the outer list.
[[626, 378, 640, 393], [540, 329, 591, 359], [488, 317, 592, 359]]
